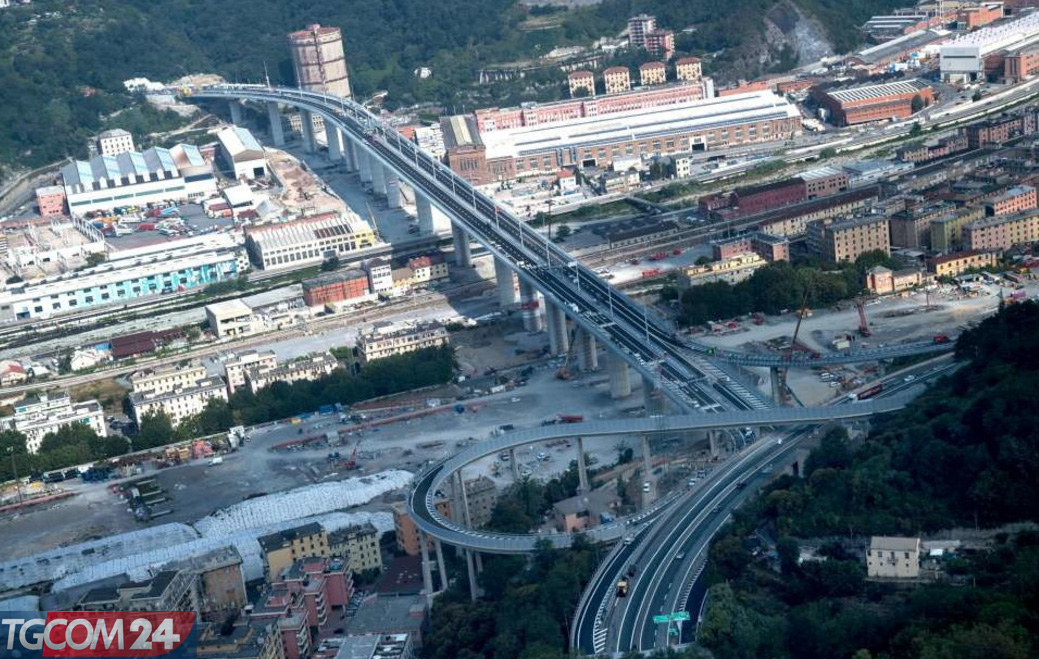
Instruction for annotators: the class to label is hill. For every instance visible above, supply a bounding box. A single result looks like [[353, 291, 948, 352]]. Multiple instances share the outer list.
[[1, 0, 904, 175]]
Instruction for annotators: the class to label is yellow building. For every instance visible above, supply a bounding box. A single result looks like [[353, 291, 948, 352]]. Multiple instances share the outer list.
[[867, 536, 920, 579], [130, 362, 208, 395], [603, 67, 632, 94], [675, 57, 703, 82], [927, 250, 998, 277], [638, 61, 667, 86], [357, 322, 449, 364], [677, 252, 765, 288], [329, 523, 383, 575], [930, 207, 985, 254], [807, 215, 890, 263], [258, 523, 330, 581]]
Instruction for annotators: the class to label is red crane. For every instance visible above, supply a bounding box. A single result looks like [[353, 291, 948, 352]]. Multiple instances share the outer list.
[[855, 298, 871, 337]]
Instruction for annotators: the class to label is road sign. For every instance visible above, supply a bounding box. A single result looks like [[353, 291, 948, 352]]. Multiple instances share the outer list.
[[652, 615, 670, 624], [672, 611, 691, 622]]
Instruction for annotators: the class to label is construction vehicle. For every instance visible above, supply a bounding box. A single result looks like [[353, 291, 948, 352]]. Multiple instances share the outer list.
[[341, 434, 366, 470], [555, 327, 580, 380], [855, 298, 871, 337]]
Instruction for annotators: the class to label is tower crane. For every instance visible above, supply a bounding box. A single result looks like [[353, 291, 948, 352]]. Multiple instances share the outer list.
[[778, 288, 812, 405]]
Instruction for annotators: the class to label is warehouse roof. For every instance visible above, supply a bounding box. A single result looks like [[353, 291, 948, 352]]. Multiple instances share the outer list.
[[244, 212, 373, 253], [824, 79, 931, 104], [218, 126, 265, 161], [478, 91, 800, 160], [61, 146, 197, 188]]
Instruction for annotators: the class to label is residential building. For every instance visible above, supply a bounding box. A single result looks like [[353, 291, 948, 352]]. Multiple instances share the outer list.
[[76, 570, 200, 612], [0, 360, 27, 387], [246, 352, 338, 394], [867, 536, 920, 578], [244, 212, 377, 270], [274, 556, 353, 629], [592, 218, 680, 248], [711, 232, 790, 262], [807, 215, 891, 263], [927, 250, 999, 276], [603, 67, 632, 94], [800, 167, 849, 199], [356, 322, 448, 364], [677, 252, 767, 288], [931, 207, 986, 253], [984, 184, 1037, 216], [568, 70, 595, 98], [225, 350, 279, 394], [755, 187, 879, 238], [599, 169, 639, 194], [675, 57, 702, 82], [897, 132, 970, 163], [130, 362, 208, 395], [627, 14, 656, 49], [964, 113, 1036, 148], [61, 144, 217, 214], [218, 126, 267, 181], [302, 270, 372, 308], [0, 392, 106, 454], [443, 90, 800, 183], [206, 299, 255, 339], [645, 29, 676, 60], [0, 246, 244, 322], [552, 488, 622, 533], [345, 595, 427, 647], [865, 266, 924, 295], [816, 79, 933, 126], [404, 254, 448, 285], [130, 377, 228, 427], [258, 523, 330, 581], [732, 179, 807, 216], [329, 523, 382, 575], [96, 128, 135, 157], [392, 500, 450, 556], [249, 587, 312, 659], [197, 620, 283, 659], [288, 24, 352, 99], [448, 476, 499, 528], [166, 546, 249, 615], [35, 185, 66, 216], [889, 202, 954, 250], [638, 62, 667, 86], [365, 258, 393, 294], [963, 210, 1039, 251]]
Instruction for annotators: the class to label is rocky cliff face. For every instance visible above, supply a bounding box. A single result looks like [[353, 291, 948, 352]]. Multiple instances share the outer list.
[[718, 0, 835, 81]]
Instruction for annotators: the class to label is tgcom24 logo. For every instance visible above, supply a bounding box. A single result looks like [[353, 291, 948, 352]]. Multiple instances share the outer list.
[[0, 612, 196, 659]]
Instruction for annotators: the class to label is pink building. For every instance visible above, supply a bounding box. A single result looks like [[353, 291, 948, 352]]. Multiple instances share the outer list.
[[645, 29, 675, 60], [35, 185, 66, 216]]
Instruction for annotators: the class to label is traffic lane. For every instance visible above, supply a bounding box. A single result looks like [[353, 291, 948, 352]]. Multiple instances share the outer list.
[[575, 540, 640, 654]]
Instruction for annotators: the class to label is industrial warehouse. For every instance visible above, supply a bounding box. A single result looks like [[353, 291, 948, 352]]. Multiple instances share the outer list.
[[441, 90, 803, 184]]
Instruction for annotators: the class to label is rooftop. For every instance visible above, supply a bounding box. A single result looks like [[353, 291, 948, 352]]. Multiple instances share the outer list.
[[206, 299, 253, 318], [347, 595, 426, 637], [824, 79, 931, 104], [218, 126, 265, 161], [869, 536, 920, 551]]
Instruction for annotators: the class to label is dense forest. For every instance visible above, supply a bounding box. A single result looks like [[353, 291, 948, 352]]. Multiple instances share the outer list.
[[1, 0, 905, 174], [0, 345, 455, 480], [671, 249, 898, 326], [697, 301, 1039, 659]]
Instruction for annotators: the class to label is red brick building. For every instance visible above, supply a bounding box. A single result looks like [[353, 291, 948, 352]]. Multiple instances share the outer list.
[[732, 178, 807, 216], [800, 167, 849, 199], [816, 79, 934, 126], [958, 3, 1003, 30], [985, 184, 1038, 216], [964, 111, 1039, 148], [302, 270, 370, 307]]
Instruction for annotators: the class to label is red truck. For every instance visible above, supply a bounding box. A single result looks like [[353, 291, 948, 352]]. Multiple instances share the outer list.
[[933, 334, 950, 344], [641, 268, 664, 278], [648, 252, 668, 261], [558, 414, 584, 423]]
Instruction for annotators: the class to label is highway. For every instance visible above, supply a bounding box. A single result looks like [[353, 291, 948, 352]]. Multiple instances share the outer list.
[[573, 362, 955, 655]]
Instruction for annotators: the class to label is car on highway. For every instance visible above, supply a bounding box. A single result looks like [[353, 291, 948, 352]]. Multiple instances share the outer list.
[[904, 374, 917, 382], [623, 535, 635, 546], [674, 552, 686, 561], [642, 482, 651, 493]]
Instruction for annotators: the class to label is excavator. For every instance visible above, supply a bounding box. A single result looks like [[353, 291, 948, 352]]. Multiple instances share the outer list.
[[341, 434, 366, 471]]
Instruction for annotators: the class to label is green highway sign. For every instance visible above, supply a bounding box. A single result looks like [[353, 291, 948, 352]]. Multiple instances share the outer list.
[[672, 611, 691, 622], [653, 615, 671, 624], [653, 612, 692, 624]]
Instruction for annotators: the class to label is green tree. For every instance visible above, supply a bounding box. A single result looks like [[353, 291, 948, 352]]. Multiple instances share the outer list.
[[197, 398, 235, 434], [555, 224, 571, 240], [136, 410, 175, 449], [85, 252, 107, 267], [320, 254, 340, 272], [909, 121, 923, 137], [911, 93, 925, 113]]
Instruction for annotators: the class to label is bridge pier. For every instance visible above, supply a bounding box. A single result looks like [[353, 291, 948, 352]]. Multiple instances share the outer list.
[[465, 550, 482, 601], [385, 172, 403, 209], [342, 137, 356, 171], [495, 258, 518, 309], [299, 109, 316, 152], [452, 224, 472, 267], [510, 448, 520, 480], [434, 539, 448, 592], [357, 149, 373, 184], [770, 367, 783, 405], [327, 125, 343, 161], [709, 430, 721, 459], [419, 529, 435, 608], [267, 102, 285, 146], [576, 437, 590, 494], [371, 161, 388, 196], [609, 354, 631, 399], [577, 330, 599, 372], [546, 302, 569, 356], [519, 280, 543, 332], [229, 100, 243, 125], [644, 376, 665, 415]]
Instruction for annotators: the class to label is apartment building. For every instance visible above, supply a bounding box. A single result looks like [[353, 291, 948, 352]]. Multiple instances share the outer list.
[[258, 523, 330, 580], [302, 270, 372, 308], [927, 250, 999, 277], [96, 128, 135, 157], [77, 570, 200, 612], [130, 377, 228, 427], [329, 523, 383, 575], [224, 350, 279, 394], [130, 363, 208, 396], [867, 536, 920, 579], [864, 265, 924, 295], [963, 210, 1039, 251], [603, 67, 632, 94], [677, 252, 767, 288], [645, 29, 675, 60], [888, 202, 953, 249], [627, 14, 656, 49], [930, 207, 986, 253], [567, 70, 595, 97], [807, 215, 891, 263], [206, 299, 255, 339], [639, 61, 667, 86], [246, 352, 339, 394], [392, 500, 450, 556], [448, 476, 499, 528], [675, 57, 702, 82], [356, 323, 449, 364], [0, 392, 107, 454], [984, 184, 1038, 216], [197, 620, 283, 659], [712, 232, 791, 262]]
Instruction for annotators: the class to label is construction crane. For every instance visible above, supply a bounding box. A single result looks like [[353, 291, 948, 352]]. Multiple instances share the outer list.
[[555, 327, 581, 380], [342, 433, 366, 471], [855, 298, 871, 337], [778, 288, 812, 405]]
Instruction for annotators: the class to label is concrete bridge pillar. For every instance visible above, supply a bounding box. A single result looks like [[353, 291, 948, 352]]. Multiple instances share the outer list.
[[385, 172, 403, 209], [229, 100, 243, 125], [431, 205, 453, 233], [419, 530, 434, 608], [709, 430, 721, 459], [299, 109, 316, 152], [371, 162, 388, 196], [357, 149, 373, 184], [576, 436, 590, 494], [577, 330, 598, 372], [644, 376, 665, 415], [770, 367, 783, 405], [519, 280, 543, 332], [510, 448, 520, 481], [452, 223, 473, 267], [342, 138, 357, 171], [267, 102, 285, 146], [495, 258, 518, 309], [465, 550, 482, 601], [609, 353, 631, 399], [416, 194, 434, 235], [546, 302, 569, 356], [327, 126, 343, 161], [434, 539, 448, 592]]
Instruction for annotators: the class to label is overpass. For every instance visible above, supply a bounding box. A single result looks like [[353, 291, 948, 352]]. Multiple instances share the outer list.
[[404, 391, 913, 554], [195, 84, 777, 415]]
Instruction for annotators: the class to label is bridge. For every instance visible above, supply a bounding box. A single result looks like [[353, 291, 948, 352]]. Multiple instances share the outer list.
[[405, 391, 913, 554]]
